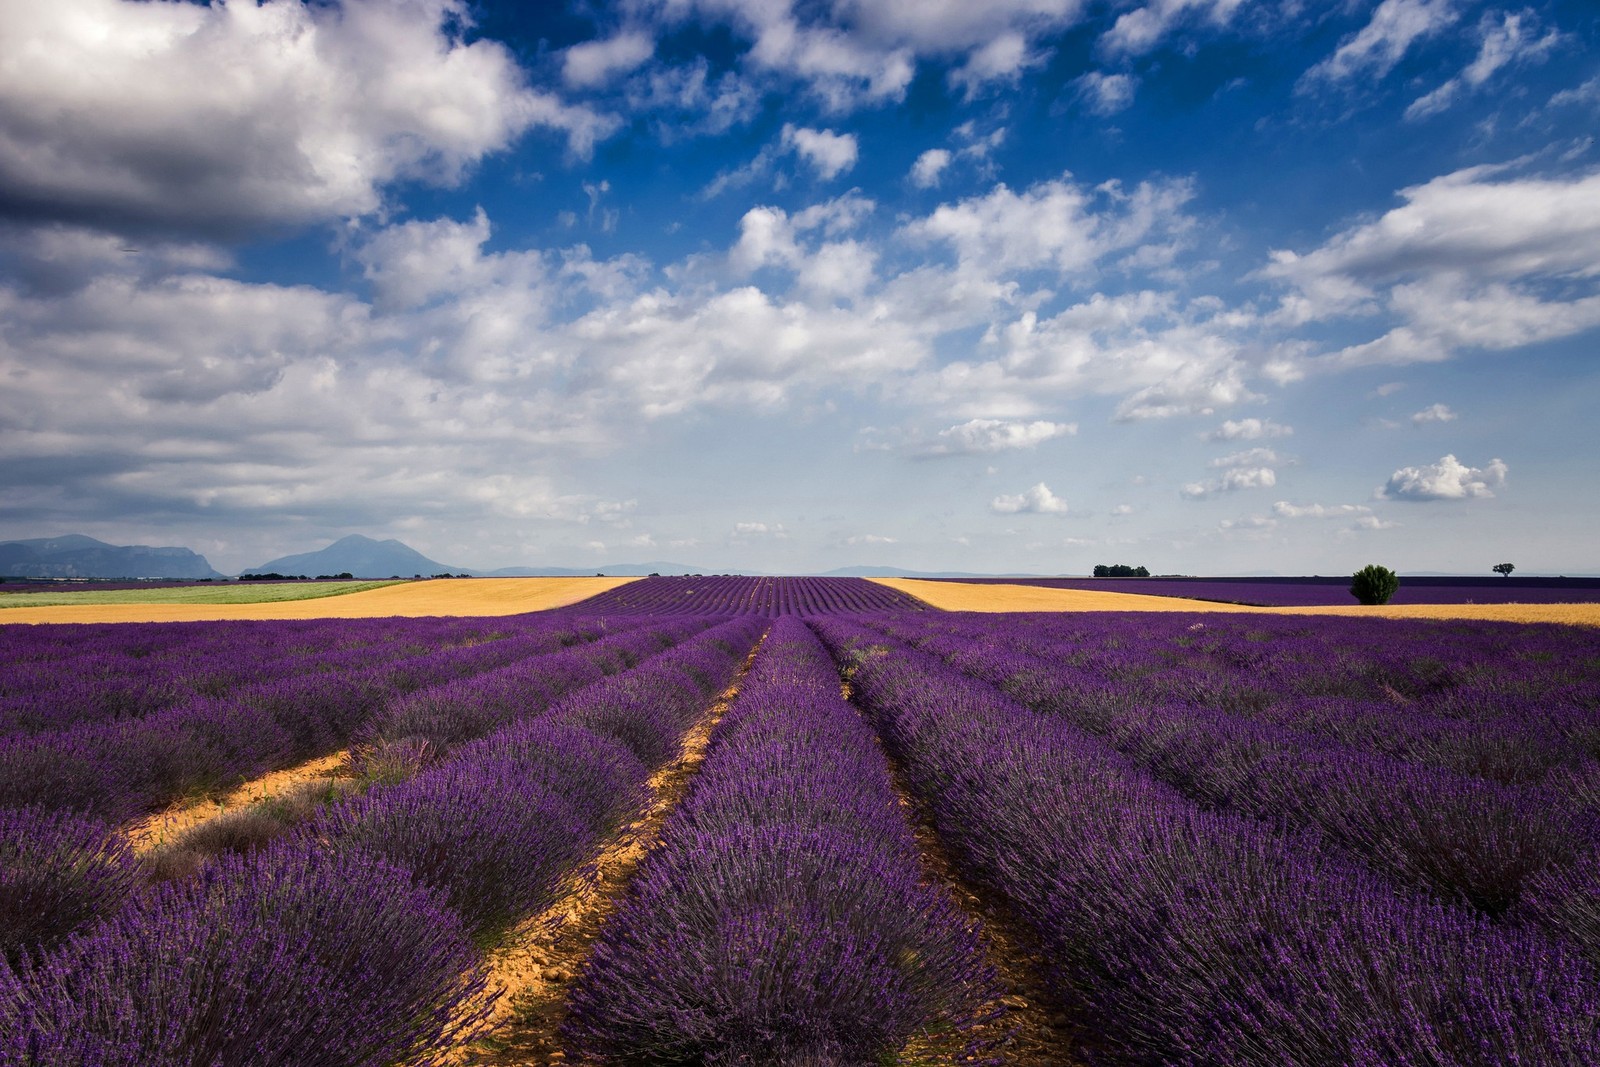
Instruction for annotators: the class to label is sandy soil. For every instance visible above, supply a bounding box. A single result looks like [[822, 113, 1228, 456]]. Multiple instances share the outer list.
[[124, 750, 349, 852], [875, 578, 1600, 627], [0, 577, 637, 625]]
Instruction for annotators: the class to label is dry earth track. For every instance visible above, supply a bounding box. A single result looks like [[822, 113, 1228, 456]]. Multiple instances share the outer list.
[[124, 750, 349, 853], [0, 577, 638, 625], [844, 678, 1082, 1067], [449, 636, 765, 1066]]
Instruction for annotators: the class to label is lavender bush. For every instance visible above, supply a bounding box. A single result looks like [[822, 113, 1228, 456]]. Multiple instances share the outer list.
[[0, 840, 489, 1066], [0, 807, 138, 965]]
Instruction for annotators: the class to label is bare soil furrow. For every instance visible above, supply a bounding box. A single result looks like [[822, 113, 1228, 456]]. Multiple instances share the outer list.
[[841, 679, 1082, 1067], [450, 637, 766, 1066], [124, 749, 349, 853]]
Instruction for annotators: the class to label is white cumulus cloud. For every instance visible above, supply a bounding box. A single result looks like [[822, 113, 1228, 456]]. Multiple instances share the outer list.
[[0, 0, 617, 235], [923, 418, 1077, 456], [563, 30, 656, 88], [1183, 467, 1277, 498], [1272, 501, 1374, 519], [1411, 402, 1458, 425], [1381, 454, 1507, 500], [1299, 0, 1458, 88], [1075, 71, 1139, 115], [991, 482, 1070, 514], [782, 124, 860, 180], [1100, 0, 1249, 56], [1264, 164, 1600, 367], [1207, 418, 1293, 441], [1405, 10, 1562, 121], [909, 149, 953, 188]]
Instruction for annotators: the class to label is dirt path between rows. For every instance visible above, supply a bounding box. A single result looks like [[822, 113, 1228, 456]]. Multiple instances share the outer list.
[[124, 750, 349, 852], [449, 636, 766, 1066], [842, 679, 1083, 1067]]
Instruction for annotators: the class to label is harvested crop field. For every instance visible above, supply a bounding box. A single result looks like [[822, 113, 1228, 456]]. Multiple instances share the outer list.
[[0, 576, 637, 624], [0, 579, 405, 610], [876, 576, 1600, 626]]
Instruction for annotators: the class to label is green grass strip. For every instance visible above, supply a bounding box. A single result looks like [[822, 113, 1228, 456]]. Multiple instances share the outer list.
[[0, 580, 409, 608]]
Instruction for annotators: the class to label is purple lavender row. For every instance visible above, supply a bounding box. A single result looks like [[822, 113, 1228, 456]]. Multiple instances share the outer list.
[[0, 616, 661, 820], [0, 618, 711, 965], [0, 614, 625, 736], [0, 840, 489, 1066], [874, 615, 1591, 918], [877, 611, 1600, 785], [350, 616, 712, 771], [0, 621, 763, 1064], [876, 611, 1600, 967], [568, 575, 929, 616], [319, 618, 763, 939], [564, 618, 996, 1063], [813, 618, 1600, 1065], [917, 609, 1600, 800]]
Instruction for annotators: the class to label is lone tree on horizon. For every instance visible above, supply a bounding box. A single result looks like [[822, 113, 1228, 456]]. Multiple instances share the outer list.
[[1350, 564, 1399, 605], [1494, 562, 1515, 578]]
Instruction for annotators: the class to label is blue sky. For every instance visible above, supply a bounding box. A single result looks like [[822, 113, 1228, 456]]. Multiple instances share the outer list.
[[1, 0, 1596, 575]]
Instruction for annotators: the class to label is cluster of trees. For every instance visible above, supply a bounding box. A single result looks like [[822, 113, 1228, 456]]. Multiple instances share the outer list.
[[238, 572, 356, 581], [1093, 564, 1150, 578]]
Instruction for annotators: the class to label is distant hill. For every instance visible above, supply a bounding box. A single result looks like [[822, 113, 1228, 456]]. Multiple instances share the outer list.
[[248, 535, 466, 579], [0, 535, 225, 579]]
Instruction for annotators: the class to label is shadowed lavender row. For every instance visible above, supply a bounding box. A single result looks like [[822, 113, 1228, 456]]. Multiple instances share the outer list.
[[1, 621, 764, 1065], [813, 618, 1600, 1066], [565, 618, 996, 1064]]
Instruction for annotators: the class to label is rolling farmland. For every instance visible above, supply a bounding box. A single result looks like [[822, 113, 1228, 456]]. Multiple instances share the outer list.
[[3, 576, 1599, 1064]]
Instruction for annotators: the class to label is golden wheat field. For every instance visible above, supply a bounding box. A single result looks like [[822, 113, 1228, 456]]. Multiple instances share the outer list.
[[0, 577, 639, 625], [873, 577, 1600, 627]]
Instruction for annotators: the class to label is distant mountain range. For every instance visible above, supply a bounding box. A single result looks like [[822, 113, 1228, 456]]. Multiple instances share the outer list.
[[0, 533, 1042, 580], [0, 535, 225, 579], [16, 532, 1580, 582]]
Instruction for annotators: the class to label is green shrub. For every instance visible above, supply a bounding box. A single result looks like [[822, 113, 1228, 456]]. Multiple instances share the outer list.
[[1350, 564, 1399, 605]]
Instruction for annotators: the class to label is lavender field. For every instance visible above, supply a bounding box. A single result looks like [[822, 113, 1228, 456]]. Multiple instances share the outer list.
[[3, 576, 1599, 1065]]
